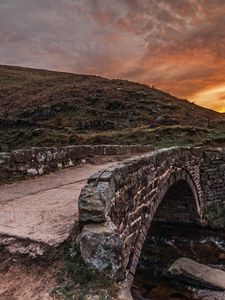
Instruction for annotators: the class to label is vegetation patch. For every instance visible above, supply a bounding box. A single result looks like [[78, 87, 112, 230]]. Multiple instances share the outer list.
[[203, 201, 225, 229], [51, 241, 117, 300]]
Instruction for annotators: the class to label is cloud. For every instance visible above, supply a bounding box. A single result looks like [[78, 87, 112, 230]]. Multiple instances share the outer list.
[[0, 0, 225, 111]]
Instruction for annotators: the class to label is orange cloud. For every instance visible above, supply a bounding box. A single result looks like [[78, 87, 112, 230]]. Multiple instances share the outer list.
[[1, 0, 225, 112]]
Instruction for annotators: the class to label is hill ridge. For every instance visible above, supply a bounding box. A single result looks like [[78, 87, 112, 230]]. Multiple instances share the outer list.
[[0, 65, 224, 150]]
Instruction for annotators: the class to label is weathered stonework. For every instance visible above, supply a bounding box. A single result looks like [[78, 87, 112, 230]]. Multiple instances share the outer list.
[[0, 144, 153, 184], [78, 220, 124, 279], [200, 148, 225, 203], [79, 185, 109, 222], [78, 146, 225, 284]]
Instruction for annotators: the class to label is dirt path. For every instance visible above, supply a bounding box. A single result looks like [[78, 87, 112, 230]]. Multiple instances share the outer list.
[[0, 161, 114, 247], [0, 158, 125, 300], [0, 154, 148, 300], [0, 256, 62, 300]]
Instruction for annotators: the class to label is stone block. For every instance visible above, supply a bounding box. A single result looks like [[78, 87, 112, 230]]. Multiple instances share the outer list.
[[79, 184, 109, 222]]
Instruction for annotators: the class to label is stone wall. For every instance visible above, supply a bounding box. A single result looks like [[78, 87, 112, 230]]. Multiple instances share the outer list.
[[0, 144, 153, 184], [200, 148, 225, 203], [78, 147, 205, 282]]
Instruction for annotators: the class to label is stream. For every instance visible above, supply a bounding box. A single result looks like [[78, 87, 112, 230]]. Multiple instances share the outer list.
[[131, 222, 225, 300]]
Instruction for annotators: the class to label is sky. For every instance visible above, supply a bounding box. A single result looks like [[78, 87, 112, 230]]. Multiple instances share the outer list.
[[1, 0, 225, 112]]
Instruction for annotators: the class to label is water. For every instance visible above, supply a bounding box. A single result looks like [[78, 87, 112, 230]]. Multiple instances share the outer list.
[[131, 222, 225, 300]]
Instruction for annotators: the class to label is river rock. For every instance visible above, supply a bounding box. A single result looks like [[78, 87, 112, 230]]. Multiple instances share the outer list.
[[218, 253, 225, 261], [169, 257, 225, 290]]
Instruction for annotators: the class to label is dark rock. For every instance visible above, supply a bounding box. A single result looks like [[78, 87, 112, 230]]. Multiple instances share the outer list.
[[0, 144, 9, 152], [156, 115, 178, 126]]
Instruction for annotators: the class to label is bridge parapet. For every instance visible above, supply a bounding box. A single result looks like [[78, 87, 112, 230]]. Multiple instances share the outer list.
[[0, 144, 153, 184], [78, 147, 206, 281]]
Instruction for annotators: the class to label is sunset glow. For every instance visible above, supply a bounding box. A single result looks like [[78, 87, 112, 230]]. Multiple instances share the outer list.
[[190, 85, 225, 113], [1, 0, 225, 112]]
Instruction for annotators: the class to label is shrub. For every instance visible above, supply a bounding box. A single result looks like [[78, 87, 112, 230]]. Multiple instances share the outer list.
[[204, 202, 225, 229]]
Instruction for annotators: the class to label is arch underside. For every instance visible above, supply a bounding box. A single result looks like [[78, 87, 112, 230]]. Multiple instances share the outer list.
[[155, 179, 199, 224], [125, 169, 202, 284]]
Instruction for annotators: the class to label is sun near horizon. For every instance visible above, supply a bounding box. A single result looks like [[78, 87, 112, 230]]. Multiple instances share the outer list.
[[189, 85, 225, 113]]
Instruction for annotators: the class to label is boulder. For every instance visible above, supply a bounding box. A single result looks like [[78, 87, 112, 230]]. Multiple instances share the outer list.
[[78, 220, 124, 280], [169, 258, 225, 290]]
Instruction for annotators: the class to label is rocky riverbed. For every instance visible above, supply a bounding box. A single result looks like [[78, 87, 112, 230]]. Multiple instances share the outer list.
[[131, 222, 225, 300]]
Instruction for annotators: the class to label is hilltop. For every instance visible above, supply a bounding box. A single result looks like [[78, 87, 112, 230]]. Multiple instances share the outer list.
[[0, 65, 225, 150]]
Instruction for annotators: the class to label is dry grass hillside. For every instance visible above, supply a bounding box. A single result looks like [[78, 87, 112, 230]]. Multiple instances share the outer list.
[[0, 65, 225, 150]]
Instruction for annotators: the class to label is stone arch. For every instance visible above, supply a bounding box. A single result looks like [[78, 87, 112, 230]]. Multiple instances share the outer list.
[[78, 147, 204, 282], [155, 169, 202, 221], [125, 169, 202, 284]]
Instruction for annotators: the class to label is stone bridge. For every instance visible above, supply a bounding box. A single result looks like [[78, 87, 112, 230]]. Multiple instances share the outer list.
[[1, 144, 225, 298], [78, 146, 225, 285]]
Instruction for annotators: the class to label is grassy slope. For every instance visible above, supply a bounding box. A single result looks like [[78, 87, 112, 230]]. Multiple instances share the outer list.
[[0, 65, 225, 150]]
